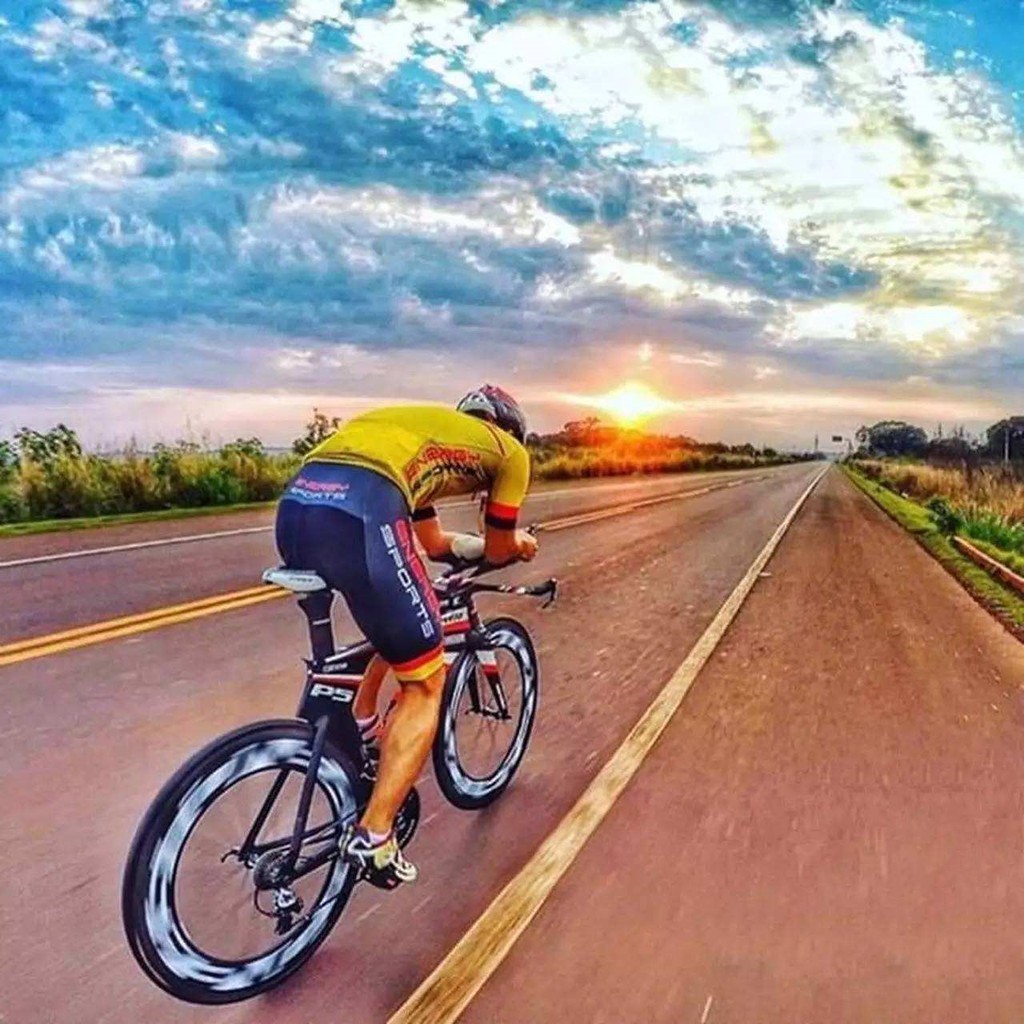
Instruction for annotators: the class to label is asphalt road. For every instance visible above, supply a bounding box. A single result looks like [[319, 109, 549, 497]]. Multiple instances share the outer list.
[[464, 468, 1024, 1024], [3, 463, 1022, 1023], [0, 468, 770, 645]]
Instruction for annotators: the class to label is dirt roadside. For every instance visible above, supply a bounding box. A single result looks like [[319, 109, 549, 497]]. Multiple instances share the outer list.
[[463, 466, 1024, 1023]]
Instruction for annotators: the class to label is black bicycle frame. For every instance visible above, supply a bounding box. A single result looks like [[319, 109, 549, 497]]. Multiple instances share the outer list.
[[250, 566, 556, 885]]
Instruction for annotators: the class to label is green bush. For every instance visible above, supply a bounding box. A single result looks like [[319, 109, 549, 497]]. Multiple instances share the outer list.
[[927, 497, 963, 535], [961, 509, 1024, 555], [0, 425, 300, 525]]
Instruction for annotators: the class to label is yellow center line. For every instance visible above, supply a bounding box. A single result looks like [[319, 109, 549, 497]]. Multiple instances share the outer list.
[[0, 475, 764, 668], [0, 589, 285, 668], [538, 479, 740, 532], [0, 585, 270, 657]]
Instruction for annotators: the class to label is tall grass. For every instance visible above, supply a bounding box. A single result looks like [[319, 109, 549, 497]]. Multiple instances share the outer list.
[[0, 443, 299, 524], [853, 458, 1024, 555], [532, 446, 793, 480], [0, 430, 806, 527]]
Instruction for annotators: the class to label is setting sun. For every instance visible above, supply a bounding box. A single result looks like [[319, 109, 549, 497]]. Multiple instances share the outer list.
[[588, 382, 677, 426]]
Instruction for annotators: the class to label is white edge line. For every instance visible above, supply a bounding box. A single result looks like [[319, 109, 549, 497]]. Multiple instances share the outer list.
[[386, 464, 829, 1024], [0, 470, 784, 571], [0, 525, 273, 570]]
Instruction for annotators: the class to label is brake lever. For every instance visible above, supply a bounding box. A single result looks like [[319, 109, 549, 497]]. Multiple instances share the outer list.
[[541, 578, 558, 608]]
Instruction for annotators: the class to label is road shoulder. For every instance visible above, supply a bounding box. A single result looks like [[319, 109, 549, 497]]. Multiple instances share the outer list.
[[843, 462, 1024, 640], [461, 465, 1024, 1024]]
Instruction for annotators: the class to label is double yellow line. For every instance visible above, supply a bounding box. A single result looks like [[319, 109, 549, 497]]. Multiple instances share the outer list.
[[537, 484, 715, 532], [0, 475, 758, 669], [0, 585, 286, 668]]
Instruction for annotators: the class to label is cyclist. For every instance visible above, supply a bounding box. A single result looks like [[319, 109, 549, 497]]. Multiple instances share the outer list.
[[274, 386, 537, 887]]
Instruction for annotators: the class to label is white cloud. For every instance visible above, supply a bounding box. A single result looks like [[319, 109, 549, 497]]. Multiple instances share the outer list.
[[675, 389, 1002, 423], [246, 18, 314, 60], [169, 134, 224, 167], [670, 350, 724, 368], [245, 0, 354, 60], [461, 3, 1024, 355], [63, 0, 112, 18], [338, 0, 474, 82], [292, 0, 352, 26], [3, 145, 146, 211], [584, 247, 760, 310], [422, 53, 477, 97], [262, 181, 581, 250], [274, 342, 384, 374]]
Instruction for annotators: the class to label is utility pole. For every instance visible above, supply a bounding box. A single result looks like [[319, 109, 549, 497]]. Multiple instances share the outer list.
[[814, 433, 819, 455]]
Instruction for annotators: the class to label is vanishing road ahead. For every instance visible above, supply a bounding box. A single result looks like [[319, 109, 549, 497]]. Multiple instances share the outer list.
[[3, 464, 1024, 1023]]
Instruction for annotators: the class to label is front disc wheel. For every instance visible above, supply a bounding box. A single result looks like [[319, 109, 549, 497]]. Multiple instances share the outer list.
[[432, 617, 539, 810]]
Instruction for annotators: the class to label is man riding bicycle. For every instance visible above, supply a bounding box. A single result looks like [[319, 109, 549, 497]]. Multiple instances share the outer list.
[[274, 386, 537, 887]]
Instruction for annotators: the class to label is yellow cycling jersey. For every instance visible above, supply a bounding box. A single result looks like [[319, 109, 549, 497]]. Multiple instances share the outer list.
[[304, 405, 531, 528]]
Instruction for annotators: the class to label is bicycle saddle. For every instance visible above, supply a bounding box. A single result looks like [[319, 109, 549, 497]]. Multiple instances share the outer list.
[[262, 567, 328, 593]]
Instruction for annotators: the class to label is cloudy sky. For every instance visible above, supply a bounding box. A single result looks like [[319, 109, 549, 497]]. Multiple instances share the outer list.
[[1, 0, 1022, 449]]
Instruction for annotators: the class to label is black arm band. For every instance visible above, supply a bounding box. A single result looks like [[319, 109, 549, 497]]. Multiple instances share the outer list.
[[411, 505, 438, 522], [485, 512, 517, 530]]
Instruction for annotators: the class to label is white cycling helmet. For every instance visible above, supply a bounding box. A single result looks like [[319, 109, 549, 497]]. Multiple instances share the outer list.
[[456, 385, 527, 443]]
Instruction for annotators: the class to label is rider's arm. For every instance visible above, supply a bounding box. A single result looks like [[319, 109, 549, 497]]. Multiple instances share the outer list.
[[483, 440, 536, 566], [411, 507, 452, 560]]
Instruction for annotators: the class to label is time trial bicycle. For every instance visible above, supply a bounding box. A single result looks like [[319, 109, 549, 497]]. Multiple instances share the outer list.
[[121, 551, 556, 1004]]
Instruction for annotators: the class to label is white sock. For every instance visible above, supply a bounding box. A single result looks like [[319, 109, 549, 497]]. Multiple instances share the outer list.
[[356, 713, 380, 742]]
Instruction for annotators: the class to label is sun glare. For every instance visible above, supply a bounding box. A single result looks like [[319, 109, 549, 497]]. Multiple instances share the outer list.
[[590, 382, 676, 426]]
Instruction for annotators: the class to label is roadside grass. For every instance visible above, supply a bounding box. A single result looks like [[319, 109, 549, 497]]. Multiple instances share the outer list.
[[1, 441, 808, 538], [0, 500, 275, 538], [843, 464, 1024, 638], [969, 537, 1024, 579], [854, 458, 1024, 525], [961, 510, 1024, 554], [531, 447, 793, 479], [0, 461, 779, 539]]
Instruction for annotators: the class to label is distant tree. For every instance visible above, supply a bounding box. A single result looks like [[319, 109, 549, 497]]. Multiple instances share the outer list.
[[925, 435, 974, 464], [0, 439, 16, 480], [563, 417, 609, 447], [221, 437, 266, 459], [986, 417, 1024, 461], [292, 409, 341, 456], [14, 424, 83, 466], [854, 420, 928, 458], [670, 434, 699, 449], [151, 439, 202, 477]]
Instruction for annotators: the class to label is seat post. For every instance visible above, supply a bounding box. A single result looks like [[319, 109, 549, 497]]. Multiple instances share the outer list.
[[297, 590, 336, 667]]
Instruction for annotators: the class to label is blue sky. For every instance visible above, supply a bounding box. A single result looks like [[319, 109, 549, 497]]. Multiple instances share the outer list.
[[1, 0, 1022, 449]]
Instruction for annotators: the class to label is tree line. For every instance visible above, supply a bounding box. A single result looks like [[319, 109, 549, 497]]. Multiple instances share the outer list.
[[0, 412, 814, 525], [855, 418, 1024, 464]]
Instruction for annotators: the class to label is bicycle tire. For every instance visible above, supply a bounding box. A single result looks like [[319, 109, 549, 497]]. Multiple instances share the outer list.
[[432, 617, 539, 810], [122, 719, 359, 1004]]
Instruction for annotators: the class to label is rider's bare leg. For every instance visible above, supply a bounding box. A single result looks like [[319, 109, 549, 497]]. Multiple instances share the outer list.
[[353, 654, 389, 722], [359, 664, 445, 835]]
